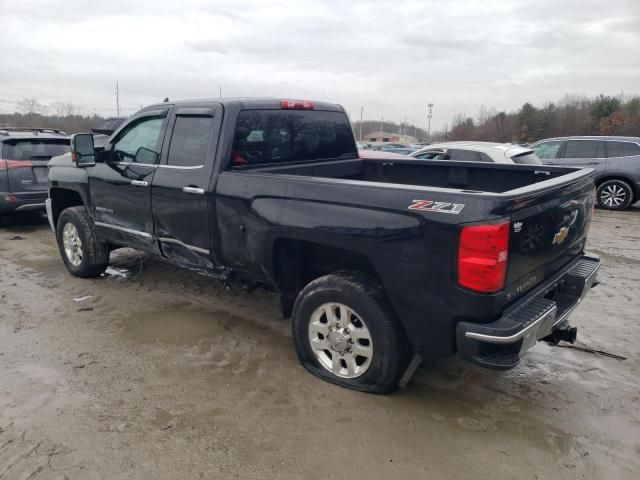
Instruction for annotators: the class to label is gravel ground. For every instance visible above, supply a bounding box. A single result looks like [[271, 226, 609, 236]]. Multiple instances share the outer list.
[[0, 207, 638, 480]]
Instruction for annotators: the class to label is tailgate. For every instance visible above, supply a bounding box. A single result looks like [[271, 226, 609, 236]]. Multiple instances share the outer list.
[[503, 179, 595, 302], [1, 138, 70, 193]]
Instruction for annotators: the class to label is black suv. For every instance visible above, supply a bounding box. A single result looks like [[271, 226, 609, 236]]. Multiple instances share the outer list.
[[531, 136, 640, 210], [0, 127, 70, 216]]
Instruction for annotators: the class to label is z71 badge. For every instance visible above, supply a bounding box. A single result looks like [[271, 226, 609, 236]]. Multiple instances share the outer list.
[[408, 200, 465, 215]]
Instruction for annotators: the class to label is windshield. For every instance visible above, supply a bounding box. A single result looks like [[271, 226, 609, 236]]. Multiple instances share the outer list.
[[2, 139, 70, 160], [510, 151, 542, 165], [231, 109, 357, 167]]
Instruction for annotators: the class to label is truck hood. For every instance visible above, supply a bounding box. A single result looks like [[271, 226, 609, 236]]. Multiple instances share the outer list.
[[48, 152, 74, 168]]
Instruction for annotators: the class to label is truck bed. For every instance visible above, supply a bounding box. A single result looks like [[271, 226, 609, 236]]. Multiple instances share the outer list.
[[250, 157, 577, 194]]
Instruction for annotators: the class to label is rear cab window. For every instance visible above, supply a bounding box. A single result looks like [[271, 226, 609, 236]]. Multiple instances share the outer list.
[[231, 110, 357, 168], [2, 139, 70, 160]]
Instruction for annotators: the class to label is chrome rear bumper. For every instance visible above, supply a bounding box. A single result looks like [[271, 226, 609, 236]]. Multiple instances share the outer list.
[[456, 253, 600, 369]]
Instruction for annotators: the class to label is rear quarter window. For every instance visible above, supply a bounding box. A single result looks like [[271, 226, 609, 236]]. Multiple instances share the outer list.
[[231, 110, 357, 167], [607, 141, 640, 158]]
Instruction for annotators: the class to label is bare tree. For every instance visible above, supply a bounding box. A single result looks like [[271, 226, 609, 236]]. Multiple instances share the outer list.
[[17, 97, 45, 115]]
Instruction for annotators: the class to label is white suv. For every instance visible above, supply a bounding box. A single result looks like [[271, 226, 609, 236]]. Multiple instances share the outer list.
[[410, 141, 542, 165]]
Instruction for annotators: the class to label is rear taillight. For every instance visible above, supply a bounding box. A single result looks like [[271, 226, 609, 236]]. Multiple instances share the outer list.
[[280, 99, 314, 110], [0, 159, 33, 170], [458, 221, 510, 293]]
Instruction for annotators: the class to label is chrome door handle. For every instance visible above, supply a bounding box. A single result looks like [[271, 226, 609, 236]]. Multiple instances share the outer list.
[[130, 180, 148, 187], [182, 186, 205, 195]]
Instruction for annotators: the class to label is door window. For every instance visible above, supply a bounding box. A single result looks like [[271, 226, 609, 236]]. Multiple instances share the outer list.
[[607, 141, 640, 158], [113, 117, 164, 164], [532, 141, 562, 160], [167, 116, 214, 167], [447, 149, 479, 162], [562, 140, 605, 159]]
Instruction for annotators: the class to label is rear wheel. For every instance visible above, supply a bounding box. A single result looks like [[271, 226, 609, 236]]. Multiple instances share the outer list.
[[596, 179, 633, 210], [291, 272, 410, 394], [56, 206, 109, 277]]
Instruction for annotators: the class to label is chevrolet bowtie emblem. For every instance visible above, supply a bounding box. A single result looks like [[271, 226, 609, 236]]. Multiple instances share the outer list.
[[552, 226, 570, 245]]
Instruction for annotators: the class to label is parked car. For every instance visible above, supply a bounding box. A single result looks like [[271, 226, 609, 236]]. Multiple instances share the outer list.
[[380, 147, 417, 155], [411, 141, 542, 165], [47, 98, 599, 393], [0, 127, 70, 216], [530, 136, 640, 210]]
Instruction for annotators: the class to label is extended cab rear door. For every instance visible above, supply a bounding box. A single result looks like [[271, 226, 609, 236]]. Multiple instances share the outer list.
[[151, 103, 222, 269]]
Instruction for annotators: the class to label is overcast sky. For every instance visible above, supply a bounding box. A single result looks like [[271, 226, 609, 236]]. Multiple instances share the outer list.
[[1, 0, 639, 129]]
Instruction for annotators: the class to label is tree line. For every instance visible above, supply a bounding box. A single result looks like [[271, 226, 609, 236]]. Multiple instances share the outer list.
[[445, 94, 640, 143], [0, 97, 108, 134], [352, 94, 639, 144], [2, 94, 639, 143]]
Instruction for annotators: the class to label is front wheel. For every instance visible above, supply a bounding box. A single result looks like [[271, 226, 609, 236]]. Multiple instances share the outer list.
[[596, 179, 634, 210], [291, 272, 410, 394], [56, 206, 109, 277]]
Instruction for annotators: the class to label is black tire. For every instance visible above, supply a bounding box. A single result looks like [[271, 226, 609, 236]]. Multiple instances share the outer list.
[[56, 206, 109, 277], [596, 179, 634, 210], [291, 272, 410, 394]]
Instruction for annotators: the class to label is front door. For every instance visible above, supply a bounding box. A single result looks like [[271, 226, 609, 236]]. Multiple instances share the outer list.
[[151, 104, 222, 270], [90, 110, 169, 252]]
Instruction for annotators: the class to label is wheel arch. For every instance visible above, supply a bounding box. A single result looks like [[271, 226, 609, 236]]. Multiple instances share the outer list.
[[271, 238, 387, 318], [49, 188, 85, 229]]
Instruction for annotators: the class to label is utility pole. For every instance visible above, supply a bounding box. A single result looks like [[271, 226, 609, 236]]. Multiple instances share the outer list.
[[427, 103, 434, 143], [359, 106, 363, 141], [380, 115, 384, 135], [219, 84, 222, 98], [116, 81, 120, 117]]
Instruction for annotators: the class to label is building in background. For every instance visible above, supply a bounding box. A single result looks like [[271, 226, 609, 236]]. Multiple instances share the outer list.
[[363, 131, 417, 143]]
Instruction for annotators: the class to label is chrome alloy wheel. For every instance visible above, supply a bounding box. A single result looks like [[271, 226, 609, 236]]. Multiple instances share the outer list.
[[600, 184, 627, 208], [308, 302, 373, 379], [62, 222, 83, 267]]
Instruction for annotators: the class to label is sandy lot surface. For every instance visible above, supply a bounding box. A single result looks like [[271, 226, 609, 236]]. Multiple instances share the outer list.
[[1, 208, 639, 480]]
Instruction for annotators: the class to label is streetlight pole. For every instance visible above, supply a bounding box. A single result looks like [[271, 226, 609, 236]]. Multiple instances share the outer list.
[[427, 103, 434, 143], [359, 106, 363, 141]]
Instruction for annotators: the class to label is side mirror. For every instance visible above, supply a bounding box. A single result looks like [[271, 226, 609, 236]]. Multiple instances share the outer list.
[[134, 146, 158, 165], [71, 134, 96, 167]]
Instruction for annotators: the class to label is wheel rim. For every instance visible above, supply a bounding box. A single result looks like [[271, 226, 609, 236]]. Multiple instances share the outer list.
[[308, 302, 373, 379], [62, 222, 83, 267], [600, 184, 627, 208]]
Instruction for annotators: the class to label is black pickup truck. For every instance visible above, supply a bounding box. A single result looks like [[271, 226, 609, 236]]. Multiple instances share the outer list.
[[46, 98, 600, 393]]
